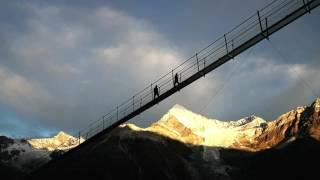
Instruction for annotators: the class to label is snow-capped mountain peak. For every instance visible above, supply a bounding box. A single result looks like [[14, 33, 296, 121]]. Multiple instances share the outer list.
[[28, 131, 84, 151], [143, 99, 320, 151], [164, 104, 266, 129], [164, 104, 215, 130], [122, 104, 268, 149], [0, 131, 85, 172]]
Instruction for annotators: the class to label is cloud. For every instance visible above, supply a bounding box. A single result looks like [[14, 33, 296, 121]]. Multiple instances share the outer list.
[[89, 7, 182, 83], [0, 2, 184, 135], [0, 1, 319, 137], [204, 54, 320, 121], [0, 66, 51, 114]]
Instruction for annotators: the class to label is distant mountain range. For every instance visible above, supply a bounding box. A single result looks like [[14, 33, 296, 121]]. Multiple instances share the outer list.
[[2, 98, 320, 180], [133, 99, 320, 152], [0, 131, 83, 177]]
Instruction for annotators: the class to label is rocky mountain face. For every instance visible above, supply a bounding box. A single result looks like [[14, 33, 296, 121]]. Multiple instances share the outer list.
[[253, 98, 320, 149], [28, 131, 84, 151], [0, 131, 82, 179], [142, 104, 268, 151], [28, 98, 320, 180], [137, 98, 320, 152]]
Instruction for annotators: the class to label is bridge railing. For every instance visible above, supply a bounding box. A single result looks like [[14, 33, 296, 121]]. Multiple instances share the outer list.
[[78, 0, 312, 141]]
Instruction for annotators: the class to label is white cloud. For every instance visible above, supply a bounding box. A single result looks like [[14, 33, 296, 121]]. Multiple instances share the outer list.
[[0, 3, 186, 133], [204, 55, 320, 120], [0, 67, 51, 113], [1, 1, 319, 137], [90, 7, 182, 81]]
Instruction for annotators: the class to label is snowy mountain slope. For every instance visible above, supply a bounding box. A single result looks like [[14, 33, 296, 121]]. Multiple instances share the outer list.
[[0, 131, 83, 173], [122, 104, 267, 150], [28, 131, 85, 151], [122, 98, 320, 152]]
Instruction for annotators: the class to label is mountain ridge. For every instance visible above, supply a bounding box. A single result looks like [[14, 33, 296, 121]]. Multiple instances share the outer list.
[[0, 131, 82, 173], [122, 98, 320, 151], [28, 131, 84, 151], [27, 97, 320, 180]]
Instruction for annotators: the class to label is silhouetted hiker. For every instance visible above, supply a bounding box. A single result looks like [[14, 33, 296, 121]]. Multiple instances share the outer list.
[[154, 85, 159, 99], [174, 73, 179, 86]]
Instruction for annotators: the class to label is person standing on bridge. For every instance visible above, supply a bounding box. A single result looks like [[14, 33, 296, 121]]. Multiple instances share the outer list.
[[174, 73, 179, 87], [154, 85, 159, 100]]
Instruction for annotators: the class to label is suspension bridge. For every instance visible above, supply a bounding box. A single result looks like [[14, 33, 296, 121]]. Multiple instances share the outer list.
[[49, 0, 320, 161]]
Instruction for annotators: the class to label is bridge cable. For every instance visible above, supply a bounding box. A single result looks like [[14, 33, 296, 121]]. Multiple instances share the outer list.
[[267, 40, 318, 97], [199, 48, 253, 115]]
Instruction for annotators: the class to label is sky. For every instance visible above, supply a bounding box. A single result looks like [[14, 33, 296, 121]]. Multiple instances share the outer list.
[[0, 0, 319, 138]]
